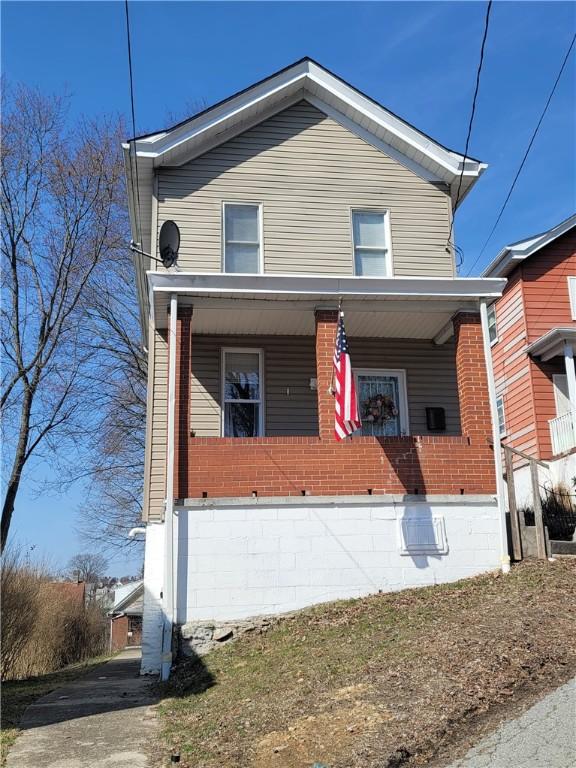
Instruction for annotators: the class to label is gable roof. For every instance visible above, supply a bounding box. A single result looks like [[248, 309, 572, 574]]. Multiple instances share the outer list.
[[109, 580, 143, 614], [123, 58, 488, 247], [482, 213, 576, 278]]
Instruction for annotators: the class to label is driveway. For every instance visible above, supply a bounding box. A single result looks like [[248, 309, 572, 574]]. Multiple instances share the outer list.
[[6, 648, 159, 768], [444, 677, 576, 768]]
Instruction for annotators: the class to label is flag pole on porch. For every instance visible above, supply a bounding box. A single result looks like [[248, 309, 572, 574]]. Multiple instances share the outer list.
[[332, 299, 361, 441]]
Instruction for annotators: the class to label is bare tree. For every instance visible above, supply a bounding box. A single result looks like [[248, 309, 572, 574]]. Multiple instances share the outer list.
[[1, 84, 126, 550], [74, 254, 147, 550], [66, 552, 109, 583]]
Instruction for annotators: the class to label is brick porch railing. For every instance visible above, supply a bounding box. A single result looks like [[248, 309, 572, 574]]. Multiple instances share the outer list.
[[179, 435, 496, 499]]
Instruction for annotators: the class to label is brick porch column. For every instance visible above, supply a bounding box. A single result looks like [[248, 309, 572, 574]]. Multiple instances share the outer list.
[[453, 312, 492, 444], [315, 309, 339, 440], [174, 305, 193, 499]]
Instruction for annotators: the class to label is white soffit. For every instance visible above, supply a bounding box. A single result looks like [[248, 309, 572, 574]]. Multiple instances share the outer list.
[[190, 306, 456, 339], [526, 327, 576, 362]]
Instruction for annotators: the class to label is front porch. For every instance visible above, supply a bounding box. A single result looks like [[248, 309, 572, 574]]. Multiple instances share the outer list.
[[527, 327, 576, 457], [154, 274, 506, 502]]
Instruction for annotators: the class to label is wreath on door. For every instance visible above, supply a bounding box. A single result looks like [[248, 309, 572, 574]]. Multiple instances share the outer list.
[[361, 393, 399, 424]]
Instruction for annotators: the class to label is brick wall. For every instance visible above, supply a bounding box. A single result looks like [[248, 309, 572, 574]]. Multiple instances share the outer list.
[[182, 435, 495, 498], [453, 313, 492, 443], [110, 615, 128, 652], [315, 309, 339, 439]]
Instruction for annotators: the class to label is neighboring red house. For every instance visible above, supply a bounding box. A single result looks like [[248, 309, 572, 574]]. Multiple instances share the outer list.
[[483, 214, 576, 498]]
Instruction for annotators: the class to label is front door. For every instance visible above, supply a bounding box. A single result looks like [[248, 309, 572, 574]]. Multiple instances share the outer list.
[[127, 616, 142, 646], [355, 369, 409, 437]]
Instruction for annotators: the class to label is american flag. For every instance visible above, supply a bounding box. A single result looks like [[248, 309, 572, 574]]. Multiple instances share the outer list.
[[333, 312, 361, 441]]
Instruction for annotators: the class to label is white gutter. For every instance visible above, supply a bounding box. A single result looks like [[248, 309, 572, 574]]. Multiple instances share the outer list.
[[161, 293, 178, 681], [480, 299, 511, 575], [147, 272, 506, 300]]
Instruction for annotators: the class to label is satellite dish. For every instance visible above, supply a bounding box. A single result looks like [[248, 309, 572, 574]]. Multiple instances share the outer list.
[[159, 220, 180, 268]]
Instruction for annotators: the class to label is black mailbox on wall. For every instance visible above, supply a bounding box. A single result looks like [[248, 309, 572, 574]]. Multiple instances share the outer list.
[[426, 407, 446, 432]]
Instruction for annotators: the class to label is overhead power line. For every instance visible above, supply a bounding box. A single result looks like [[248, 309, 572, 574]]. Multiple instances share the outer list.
[[447, 0, 493, 251], [466, 32, 576, 276], [124, 0, 143, 248]]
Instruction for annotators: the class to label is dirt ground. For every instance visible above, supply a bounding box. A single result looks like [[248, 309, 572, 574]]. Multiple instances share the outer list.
[[156, 559, 576, 768]]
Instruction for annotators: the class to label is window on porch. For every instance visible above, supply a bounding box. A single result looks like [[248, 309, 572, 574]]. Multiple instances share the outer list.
[[222, 349, 263, 437]]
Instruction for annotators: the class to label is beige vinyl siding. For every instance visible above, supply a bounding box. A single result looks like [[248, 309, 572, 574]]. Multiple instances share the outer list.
[[190, 335, 461, 437], [157, 101, 454, 277], [191, 336, 318, 437], [146, 328, 168, 522], [352, 338, 461, 435]]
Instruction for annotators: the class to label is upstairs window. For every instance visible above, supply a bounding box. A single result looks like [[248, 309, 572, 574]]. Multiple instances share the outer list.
[[568, 277, 576, 320], [487, 303, 498, 345], [223, 203, 262, 273], [352, 210, 391, 276]]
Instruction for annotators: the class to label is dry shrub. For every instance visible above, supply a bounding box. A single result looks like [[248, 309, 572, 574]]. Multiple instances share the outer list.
[[1, 548, 108, 680]]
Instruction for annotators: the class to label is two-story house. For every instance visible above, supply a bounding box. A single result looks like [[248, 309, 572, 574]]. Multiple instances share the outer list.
[[124, 59, 508, 676], [483, 214, 576, 502]]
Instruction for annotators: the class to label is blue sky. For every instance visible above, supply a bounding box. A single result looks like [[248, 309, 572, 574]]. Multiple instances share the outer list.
[[2, 1, 575, 572]]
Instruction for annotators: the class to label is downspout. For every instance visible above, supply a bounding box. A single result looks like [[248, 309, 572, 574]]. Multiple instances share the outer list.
[[161, 293, 178, 680], [480, 299, 511, 574]]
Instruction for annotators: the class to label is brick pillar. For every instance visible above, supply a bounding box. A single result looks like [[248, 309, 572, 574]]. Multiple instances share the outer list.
[[174, 306, 193, 499], [315, 309, 339, 440], [454, 312, 492, 444]]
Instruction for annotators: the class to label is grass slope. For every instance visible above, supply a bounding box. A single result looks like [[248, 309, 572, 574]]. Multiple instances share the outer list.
[[157, 560, 576, 768], [0, 655, 110, 765]]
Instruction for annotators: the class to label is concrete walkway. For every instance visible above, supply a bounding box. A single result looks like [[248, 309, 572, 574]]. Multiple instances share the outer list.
[[445, 678, 576, 768], [6, 648, 159, 768]]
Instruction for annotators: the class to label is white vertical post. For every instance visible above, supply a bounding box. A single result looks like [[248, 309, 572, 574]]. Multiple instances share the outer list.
[[563, 342, 576, 446], [480, 300, 511, 574], [161, 293, 178, 681]]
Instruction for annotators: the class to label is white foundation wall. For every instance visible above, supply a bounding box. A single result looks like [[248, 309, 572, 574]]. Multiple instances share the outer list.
[[174, 497, 501, 622], [141, 522, 165, 675]]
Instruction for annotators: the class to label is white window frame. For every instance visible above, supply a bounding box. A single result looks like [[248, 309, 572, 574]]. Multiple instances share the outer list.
[[568, 277, 576, 320], [495, 394, 506, 438], [221, 347, 264, 437], [221, 202, 264, 274], [487, 302, 498, 346], [350, 208, 393, 277], [354, 368, 409, 436]]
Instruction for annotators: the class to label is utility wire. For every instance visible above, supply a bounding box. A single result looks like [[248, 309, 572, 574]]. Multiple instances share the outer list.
[[447, 0, 493, 251], [466, 32, 576, 276], [124, 0, 144, 248]]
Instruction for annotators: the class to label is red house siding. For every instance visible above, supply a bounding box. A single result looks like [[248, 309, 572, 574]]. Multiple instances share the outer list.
[[491, 228, 576, 462]]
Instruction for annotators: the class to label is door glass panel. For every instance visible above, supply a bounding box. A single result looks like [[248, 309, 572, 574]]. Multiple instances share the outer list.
[[554, 374, 571, 416], [357, 374, 402, 436]]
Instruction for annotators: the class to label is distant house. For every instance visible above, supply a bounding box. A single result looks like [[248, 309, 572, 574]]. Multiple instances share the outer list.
[[108, 580, 143, 652], [483, 214, 576, 500]]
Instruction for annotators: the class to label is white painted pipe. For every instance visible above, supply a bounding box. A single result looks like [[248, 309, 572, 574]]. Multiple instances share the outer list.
[[128, 527, 146, 539], [161, 292, 178, 681], [480, 299, 511, 574]]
